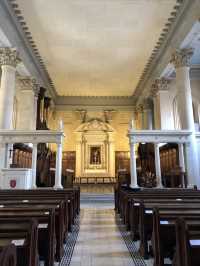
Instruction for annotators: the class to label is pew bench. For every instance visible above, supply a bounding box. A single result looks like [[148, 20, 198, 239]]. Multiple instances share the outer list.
[[0, 189, 78, 232], [0, 201, 65, 262], [0, 244, 17, 266], [0, 207, 55, 266], [0, 219, 38, 266], [175, 218, 200, 266], [129, 198, 200, 241], [138, 203, 200, 258], [152, 208, 200, 266]]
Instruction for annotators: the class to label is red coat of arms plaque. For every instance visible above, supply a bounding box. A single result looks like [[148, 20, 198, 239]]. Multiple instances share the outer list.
[[10, 179, 16, 188]]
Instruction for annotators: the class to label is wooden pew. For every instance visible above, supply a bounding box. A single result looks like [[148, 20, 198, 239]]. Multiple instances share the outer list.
[[174, 218, 200, 266], [116, 187, 200, 229], [0, 190, 72, 233], [139, 203, 200, 258], [0, 244, 17, 266], [152, 207, 200, 266], [130, 198, 200, 241], [0, 218, 38, 266], [0, 200, 65, 262], [0, 188, 80, 264], [0, 187, 80, 229], [0, 207, 55, 266]]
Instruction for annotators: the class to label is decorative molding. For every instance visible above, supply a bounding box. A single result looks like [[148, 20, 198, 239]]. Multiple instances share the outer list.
[[170, 48, 194, 68], [0, 0, 57, 100], [128, 129, 192, 144], [55, 96, 135, 110], [0, 130, 64, 144], [103, 110, 116, 123], [136, 104, 143, 113], [0, 47, 21, 67], [31, 79, 40, 97], [75, 109, 87, 123], [76, 118, 114, 133], [133, 0, 191, 101], [18, 76, 40, 97], [154, 77, 169, 91]]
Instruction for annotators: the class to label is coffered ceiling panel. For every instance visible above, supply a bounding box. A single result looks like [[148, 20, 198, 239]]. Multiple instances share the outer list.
[[16, 0, 176, 96]]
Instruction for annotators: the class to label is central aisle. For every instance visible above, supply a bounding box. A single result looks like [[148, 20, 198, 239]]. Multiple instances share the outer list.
[[69, 184, 137, 266], [70, 203, 133, 266]]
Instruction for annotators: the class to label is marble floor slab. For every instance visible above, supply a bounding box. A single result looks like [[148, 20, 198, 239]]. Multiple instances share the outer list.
[[70, 207, 134, 266], [69, 185, 151, 266]]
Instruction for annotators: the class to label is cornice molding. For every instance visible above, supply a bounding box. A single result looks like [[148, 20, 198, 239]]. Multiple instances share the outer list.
[[55, 96, 136, 111], [0, 0, 57, 100], [134, 0, 193, 103]]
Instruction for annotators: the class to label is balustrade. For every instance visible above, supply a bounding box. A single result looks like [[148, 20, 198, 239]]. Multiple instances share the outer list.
[[128, 129, 195, 188], [0, 129, 65, 189]]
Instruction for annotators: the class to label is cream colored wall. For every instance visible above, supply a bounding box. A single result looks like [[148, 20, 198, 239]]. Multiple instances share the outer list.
[[49, 109, 133, 152]]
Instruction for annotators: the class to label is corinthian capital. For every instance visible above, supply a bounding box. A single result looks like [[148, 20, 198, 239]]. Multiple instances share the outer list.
[[18, 77, 40, 97], [170, 48, 194, 68], [151, 78, 169, 96], [31, 79, 40, 97], [0, 47, 21, 67]]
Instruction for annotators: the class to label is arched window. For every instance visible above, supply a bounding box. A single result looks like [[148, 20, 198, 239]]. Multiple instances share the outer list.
[[173, 96, 181, 130]]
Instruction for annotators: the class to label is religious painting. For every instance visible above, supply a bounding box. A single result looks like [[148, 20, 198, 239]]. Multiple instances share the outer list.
[[90, 146, 101, 165]]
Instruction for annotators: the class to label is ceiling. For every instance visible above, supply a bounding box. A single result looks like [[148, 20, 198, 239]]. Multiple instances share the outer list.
[[16, 0, 176, 97]]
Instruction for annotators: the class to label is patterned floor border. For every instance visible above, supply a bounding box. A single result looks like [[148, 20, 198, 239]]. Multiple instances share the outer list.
[[60, 215, 80, 266], [115, 214, 148, 266]]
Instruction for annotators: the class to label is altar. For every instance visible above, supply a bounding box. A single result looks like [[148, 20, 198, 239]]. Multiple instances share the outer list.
[[75, 118, 115, 180]]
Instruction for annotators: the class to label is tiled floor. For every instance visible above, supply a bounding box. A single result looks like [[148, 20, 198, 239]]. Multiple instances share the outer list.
[[80, 183, 114, 194], [70, 184, 148, 266], [70, 208, 134, 266]]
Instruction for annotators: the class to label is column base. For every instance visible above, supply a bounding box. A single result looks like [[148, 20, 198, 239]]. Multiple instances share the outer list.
[[32, 185, 37, 189], [129, 184, 139, 188], [129, 185, 140, 191], [53, 185, 63, 190], [156, 184, 163, 188], [187, 184, 195, 189]]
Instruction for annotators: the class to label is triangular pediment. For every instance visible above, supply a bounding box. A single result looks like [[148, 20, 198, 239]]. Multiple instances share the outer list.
[[75, 118, 114, 133]]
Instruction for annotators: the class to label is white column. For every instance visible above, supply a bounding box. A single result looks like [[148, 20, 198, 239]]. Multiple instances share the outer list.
[[178, 143, 186, 188], [152, 94, 158, 129], [109, 141, 115, 178], [17, 78, 39, 130], [0, 48, 20, 129], [137, 105, 144, 129], [151, 78, 174, 130], [178, 143, 185, 172], [5, 143, 13, 168], [54, 143, 63, 189], [143, 99, 153, 130], [75, 132, 82, 178], [129, 141, 138, 188], [0, 48, 20, 170], [154, 143, 162, 188], [108, 132, 115, 178], [171, 49, 200, 187], [31, 143, 38, 189]]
